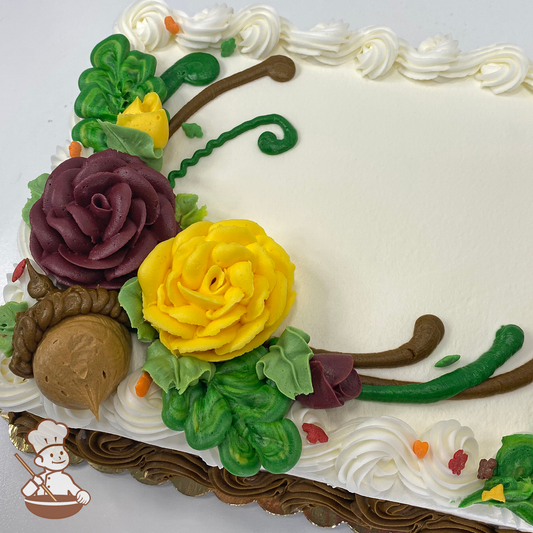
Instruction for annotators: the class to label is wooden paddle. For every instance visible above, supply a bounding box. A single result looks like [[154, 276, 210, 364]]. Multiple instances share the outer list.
[[14, 453, 57, 502]]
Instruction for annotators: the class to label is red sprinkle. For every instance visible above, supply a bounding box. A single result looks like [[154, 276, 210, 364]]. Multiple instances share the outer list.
[[11, 259, 27, 282], [302, 423, 329, 444], [448, 449, 468, 475], [164, 16, 180, 34]]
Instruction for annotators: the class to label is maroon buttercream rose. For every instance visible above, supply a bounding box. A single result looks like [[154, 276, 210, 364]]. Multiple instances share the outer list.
[[296, 354, 362, 409], [29, 149, 178, 289]]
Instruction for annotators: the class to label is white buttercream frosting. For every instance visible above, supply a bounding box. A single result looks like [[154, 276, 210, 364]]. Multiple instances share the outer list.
[[0, 352, 40, 411], [335, 416, 483, 505], [101, 369, 176, 440], [115, 0, 533, 92], [173, 3, 233, 49], [397, 34, 461, 80], [41, 395, 95, 428], [224, 4, 281, 59], [114, 0, 173, 52]]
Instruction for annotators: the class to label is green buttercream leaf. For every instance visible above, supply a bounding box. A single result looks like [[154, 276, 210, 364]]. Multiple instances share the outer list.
[[22, 173, 49, 228], [185, 384, 233, 450], [221, 38, 237, 57], [74, 34, 167, 147], [246, 419, 302, 474], [256, 327, 314, 399], [496, 434, 533, 479], [219, 425, 261, 476], [98, 120, 163, 171], [435, 354, 461, 368], [182, 122, 204, 139], [142, 340, 215, 394], [161, 346, 301, 476], [175, 194, 208, 229], [72, 118, 108, 152], [117, 277, 156, 342], [0, 301, 28, 357], [161, 384, 203, 431]]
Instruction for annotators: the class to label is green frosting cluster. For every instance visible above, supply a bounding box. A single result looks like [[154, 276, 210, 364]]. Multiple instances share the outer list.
[[161, 346, 302, 476], [73, 34, 167, 152], [461, 434, 533, 524]]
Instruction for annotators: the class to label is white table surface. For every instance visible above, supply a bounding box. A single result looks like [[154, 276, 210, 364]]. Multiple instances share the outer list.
[[3, 1, 533, 532]]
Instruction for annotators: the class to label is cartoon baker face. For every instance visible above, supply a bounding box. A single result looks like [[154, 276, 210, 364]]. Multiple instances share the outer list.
[[34, 444, 70, 471]]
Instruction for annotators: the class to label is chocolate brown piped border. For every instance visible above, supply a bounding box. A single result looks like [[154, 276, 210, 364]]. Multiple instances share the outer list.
[[5, 412, 524, 533]]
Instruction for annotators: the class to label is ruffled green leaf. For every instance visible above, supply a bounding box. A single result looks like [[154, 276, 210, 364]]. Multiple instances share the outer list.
[[117, 277, 156, 342], [22, 173, 49, 228], [0, 301, 28, 357], [72, 118, 108, 152], [174, 194, 208, 229], [98, 120, 163, 171], [256, 326, 314, 399], [142, 339, 215, 393]]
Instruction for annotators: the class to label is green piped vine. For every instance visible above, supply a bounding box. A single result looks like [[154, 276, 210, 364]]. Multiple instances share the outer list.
[[168, 114, 298, 185]]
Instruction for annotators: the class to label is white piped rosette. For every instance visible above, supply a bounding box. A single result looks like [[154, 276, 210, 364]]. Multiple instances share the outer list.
[[419, 419, 482, 503], [334, 416, 483, 505], [173, 4, 233, 50], [101, 369, 176, 441], [224, 4, 281, 59], [114, 0, 173, 52], [397, 34, 461, 80]]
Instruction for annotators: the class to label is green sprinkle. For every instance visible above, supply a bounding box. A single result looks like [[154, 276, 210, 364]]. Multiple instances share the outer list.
[[182, 123, 204, 139], [221, 38, 236, 57], [435, 354, 461, 368]]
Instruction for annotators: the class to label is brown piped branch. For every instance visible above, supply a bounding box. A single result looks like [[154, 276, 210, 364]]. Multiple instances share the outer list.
[[169, 55, 296, 137], [9, 261, 130, 379], [312, 315, 445, 368]]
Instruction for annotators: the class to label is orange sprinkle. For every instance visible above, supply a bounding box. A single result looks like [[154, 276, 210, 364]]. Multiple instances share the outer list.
[[413, 440, 429, 459], [69, 141, 82, 158], [135, 371, 153, 397], [164, 16, 180, 35]]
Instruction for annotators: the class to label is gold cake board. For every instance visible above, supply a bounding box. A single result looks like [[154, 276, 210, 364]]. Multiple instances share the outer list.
[[2, 411, 519, 533]]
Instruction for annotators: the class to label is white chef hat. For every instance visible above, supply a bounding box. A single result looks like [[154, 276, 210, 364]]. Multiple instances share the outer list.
[[27, 419, 69, 455]]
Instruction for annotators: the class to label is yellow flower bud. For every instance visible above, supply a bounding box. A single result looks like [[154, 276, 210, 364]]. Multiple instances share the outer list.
[[138, 220, 296, 362], [116, 92, 169, 149]]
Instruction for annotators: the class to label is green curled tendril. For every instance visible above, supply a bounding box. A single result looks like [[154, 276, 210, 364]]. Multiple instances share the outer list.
[[168, 114, 298, 186]]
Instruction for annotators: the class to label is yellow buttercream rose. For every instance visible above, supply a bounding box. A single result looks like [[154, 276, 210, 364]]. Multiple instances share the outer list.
[[116, 92, 169, 148], [138, 220, 296, 362]]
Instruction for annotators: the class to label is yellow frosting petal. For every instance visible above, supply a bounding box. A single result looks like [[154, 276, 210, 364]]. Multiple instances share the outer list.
[[227, 261, 254, 300], [216, 308, 270, 355], [197, 304, 247, 337], [212, 242, 257, 269], [143, 304, 196, 339], [178, 282, 225, 310], [138, 238, 174, 304], [182, 240, 216, 290], [206, 224, 257, 246], [166, 323, 240, 353]]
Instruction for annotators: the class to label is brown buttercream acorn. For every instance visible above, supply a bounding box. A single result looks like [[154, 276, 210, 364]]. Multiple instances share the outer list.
[[33, 314, 130, 417], [9, 261, 131, 417]]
